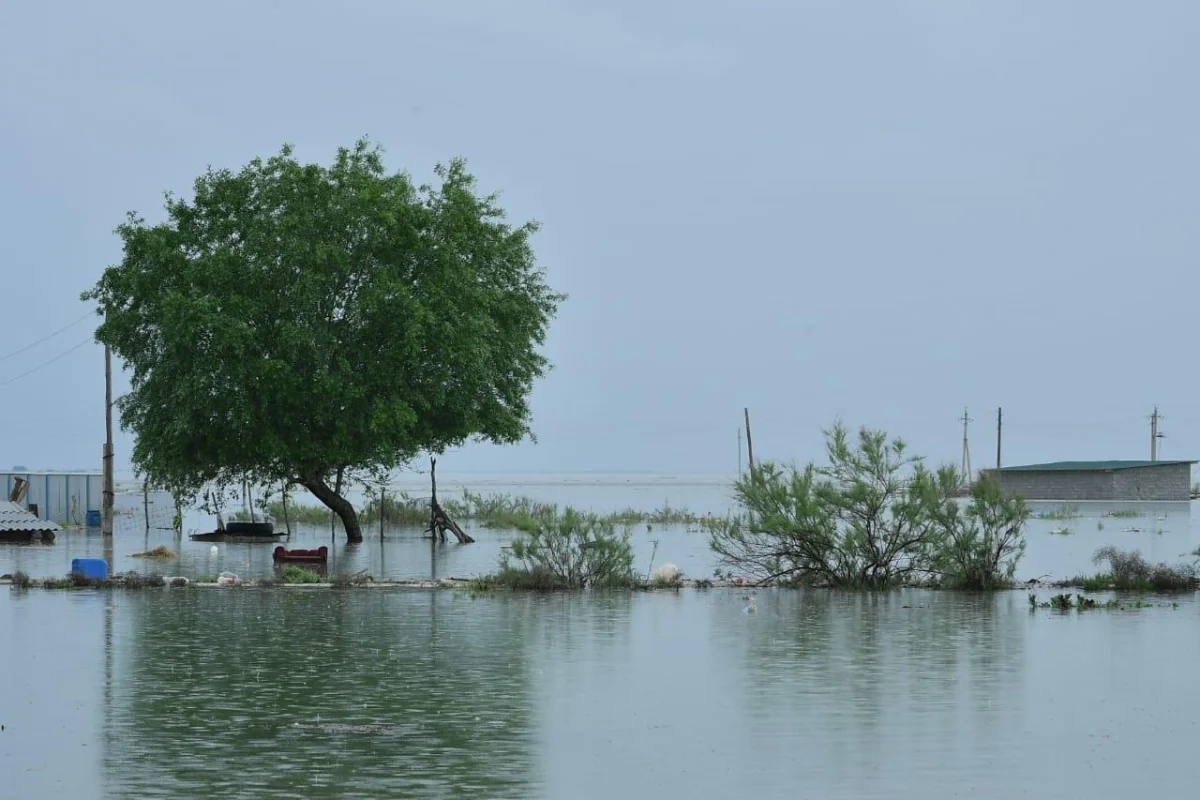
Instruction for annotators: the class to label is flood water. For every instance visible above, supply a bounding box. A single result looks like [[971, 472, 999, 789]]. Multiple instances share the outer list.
[[4, 475, 1200, 798], [2, 473, 1199, 583], [3, 588, 1200, 798]]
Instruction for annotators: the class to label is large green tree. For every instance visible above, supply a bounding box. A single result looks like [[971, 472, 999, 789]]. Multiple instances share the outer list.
[[84, 139, 563, 542]]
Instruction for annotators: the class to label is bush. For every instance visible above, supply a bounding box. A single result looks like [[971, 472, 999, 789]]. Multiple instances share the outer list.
[[1091, 547, 1197, 592], [494, 506, 635, 589], [10, 571, 31, 589], [937, 477, 1029, 589], [282, 565, 323, 584], [710, 423, 1026, 589]]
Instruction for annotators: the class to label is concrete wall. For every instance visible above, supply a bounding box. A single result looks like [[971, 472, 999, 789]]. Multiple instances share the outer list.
[[994, 463, 1191, 501], [1110, 463, 1191, 501]]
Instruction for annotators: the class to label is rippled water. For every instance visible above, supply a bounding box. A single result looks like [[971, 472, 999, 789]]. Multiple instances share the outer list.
[[3, 588, 1199, 798]]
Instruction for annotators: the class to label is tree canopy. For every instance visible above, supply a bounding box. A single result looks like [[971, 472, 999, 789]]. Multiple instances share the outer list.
[[83, 139, 563, 541]]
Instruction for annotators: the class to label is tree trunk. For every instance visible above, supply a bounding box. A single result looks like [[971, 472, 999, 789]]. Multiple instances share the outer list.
[[301, 474, 363, 543]]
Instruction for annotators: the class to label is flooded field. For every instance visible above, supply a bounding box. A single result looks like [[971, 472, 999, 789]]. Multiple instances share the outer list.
[[3, 587, 1199, 798], [1, 473, 1198, 583], [4, 475, 1200, 797]]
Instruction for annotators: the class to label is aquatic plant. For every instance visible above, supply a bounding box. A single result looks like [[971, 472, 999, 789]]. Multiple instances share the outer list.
[[282, 566, 323, 585], [9, 571, 30, 590], [1038, 504, 1081, 521], [710, 424, 1028, 589], [1104, 509, 1141, 519]]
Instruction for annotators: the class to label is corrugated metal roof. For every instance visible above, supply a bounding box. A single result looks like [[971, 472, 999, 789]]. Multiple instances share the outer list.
[[999, 460, 1196, 473], [0, 501, 61, 532]]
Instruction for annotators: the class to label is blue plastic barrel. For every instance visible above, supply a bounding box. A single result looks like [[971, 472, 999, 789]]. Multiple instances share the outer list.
[[85, 510, 101, 527], [71, 558, 108, 581]]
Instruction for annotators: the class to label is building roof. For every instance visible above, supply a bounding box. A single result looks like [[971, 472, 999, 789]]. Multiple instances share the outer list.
[[0, 501, 60, 532], [999, 460, 1196, 473]]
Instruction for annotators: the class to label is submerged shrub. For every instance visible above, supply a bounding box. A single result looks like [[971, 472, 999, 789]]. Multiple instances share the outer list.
[[10, 571, 31, 590], [937, 477, 1029, 590], [710, 423, 1027, 589], [495, 506, 635, 589], [1091, 547, 1197, 592]]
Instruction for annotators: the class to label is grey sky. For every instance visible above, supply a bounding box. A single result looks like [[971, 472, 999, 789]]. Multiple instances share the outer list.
[[1, 0, 1197, 477]]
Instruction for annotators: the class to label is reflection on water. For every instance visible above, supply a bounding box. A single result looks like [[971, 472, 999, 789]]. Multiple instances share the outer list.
[[3, 589, 1199, 798]]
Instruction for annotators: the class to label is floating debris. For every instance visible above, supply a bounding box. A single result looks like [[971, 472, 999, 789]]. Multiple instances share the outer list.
[[130, 546, 175, 559]]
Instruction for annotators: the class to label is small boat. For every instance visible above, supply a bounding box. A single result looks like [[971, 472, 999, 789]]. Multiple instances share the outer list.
[[273, 545, 328, 564]]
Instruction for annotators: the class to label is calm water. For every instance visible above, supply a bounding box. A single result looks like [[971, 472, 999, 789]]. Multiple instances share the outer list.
[[3, 588, 1199, 798], [2, 474, 1198, 583]]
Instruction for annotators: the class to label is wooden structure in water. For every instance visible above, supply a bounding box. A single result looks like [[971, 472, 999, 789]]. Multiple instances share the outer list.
[[426, 458, 473, 543]]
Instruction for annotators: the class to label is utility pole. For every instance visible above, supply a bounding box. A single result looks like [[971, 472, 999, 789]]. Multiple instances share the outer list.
[[102, 333, 114, 538], [959, 408, 973, 485], [995, 407, 1003, 480], [1150, 406, 1164, 461], [737, 428, 743, 477], [743, 408, 756, 474]]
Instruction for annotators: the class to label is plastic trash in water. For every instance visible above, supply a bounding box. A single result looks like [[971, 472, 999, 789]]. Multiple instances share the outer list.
[[217, 571, 239, 586], [210, 545, 219, 556]]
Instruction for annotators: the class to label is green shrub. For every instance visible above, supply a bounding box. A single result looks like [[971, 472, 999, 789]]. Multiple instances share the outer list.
[[937, 477, 1029, 590], [282, 566, 323, 584], [710, 423, 1028, 589], [1091, 546, 1197, 592], [494, 506, 635, 589]]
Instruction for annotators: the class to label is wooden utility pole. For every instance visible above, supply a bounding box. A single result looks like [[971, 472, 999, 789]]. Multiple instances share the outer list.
[[744, 408, 756, 474], [102, 337, 114, 537], [995, 407, 1003, 479], [959, 408, 973, 485]]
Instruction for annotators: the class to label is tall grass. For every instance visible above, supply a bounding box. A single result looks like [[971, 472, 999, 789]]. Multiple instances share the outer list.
[[233, 488, 710, 534]]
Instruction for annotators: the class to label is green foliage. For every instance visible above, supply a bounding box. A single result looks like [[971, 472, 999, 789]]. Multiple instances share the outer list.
[[1089, 547, 1197, 592], [495, 507, 636, 589], [282, 566, 323, 584], [936, 477, 1030, 589], [9, 571, 31, 590], [710, 423, 1026, 589], [1104, 509, 1141, 519], [1037, 504, 1081, 520], [82, 139, 563, 541]]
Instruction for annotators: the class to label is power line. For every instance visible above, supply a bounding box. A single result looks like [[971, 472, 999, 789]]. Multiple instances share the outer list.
[[0, 312, 93, 363], [0, 337, 92, 386]]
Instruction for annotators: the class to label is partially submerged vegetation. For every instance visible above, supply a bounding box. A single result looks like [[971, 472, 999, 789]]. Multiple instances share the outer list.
[[1028, 592, 1173, 611], [234, 489, 714, 535], [472, 506, 637, 591], [1071, 546, 1198, 592], [1035, 504, 1081, 521], [708, 423, 1030, 589], [282, 566, 322, 585], [130, 545, 175, 559]]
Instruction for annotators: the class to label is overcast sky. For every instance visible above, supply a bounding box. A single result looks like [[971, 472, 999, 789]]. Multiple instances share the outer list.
[[1, 0, 1198, 477]]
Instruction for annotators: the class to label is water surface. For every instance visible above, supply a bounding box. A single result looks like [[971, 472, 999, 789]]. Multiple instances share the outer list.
[[2, 588, 1198, 798]]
